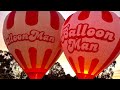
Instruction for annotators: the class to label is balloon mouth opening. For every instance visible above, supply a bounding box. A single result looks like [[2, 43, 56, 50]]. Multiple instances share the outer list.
[[27, 72, 45, 79], [24, 68, 47, 79], [76, 73, 95, 79]]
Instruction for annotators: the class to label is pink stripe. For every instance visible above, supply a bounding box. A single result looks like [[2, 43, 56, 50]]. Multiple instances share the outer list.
[[15, 49, 28, 69], [41, 49, 52, 68], [95, 39, 120, 76], [29, 47, 37, 68], [25, 11, 38, 26], [47, 49, 62, 69], [50, 11, 59, 30], [68, 56, 77, 73], [7, 11, 16, 29]]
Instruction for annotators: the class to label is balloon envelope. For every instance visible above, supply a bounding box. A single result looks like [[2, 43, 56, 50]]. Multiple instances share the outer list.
[[3, 11, 64, 79], [61, 11, 120, 79]]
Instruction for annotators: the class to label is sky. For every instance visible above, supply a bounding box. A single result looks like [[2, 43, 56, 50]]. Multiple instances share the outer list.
[[0, 11, 120, 78]]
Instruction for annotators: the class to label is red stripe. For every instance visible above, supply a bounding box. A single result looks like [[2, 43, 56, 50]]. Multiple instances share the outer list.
[[88, 58, 99, 75], [25, 68, 47, 79], [15, 49, 28, 69], [78, 56, 84, 73], [68, 56, 77, 73], [25, 11, 38, 26], [64, 14, 73, 26], [102, 11, 113, 22], [41, 49, 52, 68], [7, 11, 16, 29], [29, 47, 37, 68], [78, 11, 90, 20], [50, 11, 59, 30], [25, 68, 47, 73], [47, 49, 62, 70], [95, 39, 120, 76]]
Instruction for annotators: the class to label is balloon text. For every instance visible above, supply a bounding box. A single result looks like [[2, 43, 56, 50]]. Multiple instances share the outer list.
[[6, 29, 55, 45], [61, 23, 115, 53]]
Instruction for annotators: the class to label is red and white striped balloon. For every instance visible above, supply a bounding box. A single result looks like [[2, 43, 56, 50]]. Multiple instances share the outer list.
[[3, 11, 64, 79], [61, 11, 120, 79]]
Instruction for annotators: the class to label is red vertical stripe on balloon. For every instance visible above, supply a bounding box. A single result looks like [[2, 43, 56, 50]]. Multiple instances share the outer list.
[[64, 14, 73, 26], [68, 57, 77, 73], [47, 49, 61, 70], [7, 11, 16, 29], [78, 56, 84, 73], [88, 58, 99, 75], [15, 49, 28, 69], [25, 11, 38, 26], [29, 47, 37, 68], [78, 11, 90, 20], [102, 11, 113, 22], [41, 49, 52, 68], [50, 11, 59, 30], [95, 39, 120, 76]]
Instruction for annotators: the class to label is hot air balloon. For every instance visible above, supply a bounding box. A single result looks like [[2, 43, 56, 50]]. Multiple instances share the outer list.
[[61, 11, 120, 79], [3, 11, 64, 79]]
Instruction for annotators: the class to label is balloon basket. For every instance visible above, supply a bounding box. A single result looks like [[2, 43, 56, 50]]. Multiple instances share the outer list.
[[76, 73, 95, 79]]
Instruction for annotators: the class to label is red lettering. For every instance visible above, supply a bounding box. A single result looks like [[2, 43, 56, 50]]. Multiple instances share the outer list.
[[6, 29, 55, 45], [62, 23, 115, 53]]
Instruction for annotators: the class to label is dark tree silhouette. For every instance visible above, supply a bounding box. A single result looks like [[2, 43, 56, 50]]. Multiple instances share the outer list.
[[0, 50, 26, 79], [47, 62, 66, 79], [65, 74, 74, 79], [20, 71, 27, 79], [96, 61, 117, 79], [0, 50, 14, 79]]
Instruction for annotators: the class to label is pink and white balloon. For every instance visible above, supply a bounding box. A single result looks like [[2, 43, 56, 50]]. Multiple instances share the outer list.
[[61, 11, 120, 79], [3, 11, 65, 79]]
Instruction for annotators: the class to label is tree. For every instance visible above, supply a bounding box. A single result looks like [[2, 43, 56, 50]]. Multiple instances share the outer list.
[[96, 61, 116, 79], [47, 62, 66, 79], [65, 74, 73, 79], [0, 50, 14, 79], [0, 50, 26, 79], [20, 71, 27, 79]]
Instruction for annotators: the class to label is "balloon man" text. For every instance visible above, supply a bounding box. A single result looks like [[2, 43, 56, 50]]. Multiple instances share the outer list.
[[61, 23, 115, 53], [6, 29, 55, 45]]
